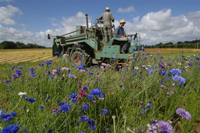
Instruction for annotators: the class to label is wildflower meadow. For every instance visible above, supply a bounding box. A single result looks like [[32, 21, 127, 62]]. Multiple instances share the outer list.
[[0, 49, 200, 133]]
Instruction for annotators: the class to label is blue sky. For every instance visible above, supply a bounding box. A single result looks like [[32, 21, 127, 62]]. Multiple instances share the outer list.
[[0, 0, 200, 46]]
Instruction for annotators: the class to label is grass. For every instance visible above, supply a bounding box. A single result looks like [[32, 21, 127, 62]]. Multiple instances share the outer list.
[[0, 49, 200, 132]]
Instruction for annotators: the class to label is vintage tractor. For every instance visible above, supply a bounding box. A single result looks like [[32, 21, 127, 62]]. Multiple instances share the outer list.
[[47, 14, 139, 66]]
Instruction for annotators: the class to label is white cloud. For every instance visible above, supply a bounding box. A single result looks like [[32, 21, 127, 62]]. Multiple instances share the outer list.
[[0, 5, 23, 25], [118, 6, 135, 13], [133, 16, 139, 22], [127, 9, 200, 45]]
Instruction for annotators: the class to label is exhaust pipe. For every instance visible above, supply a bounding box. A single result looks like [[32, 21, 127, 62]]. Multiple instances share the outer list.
[[85, 14, 88, 29]]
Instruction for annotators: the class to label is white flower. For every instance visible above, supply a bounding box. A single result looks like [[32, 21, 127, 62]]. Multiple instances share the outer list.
[[134, 67, 139, 70], [18, 92, 27, 96]]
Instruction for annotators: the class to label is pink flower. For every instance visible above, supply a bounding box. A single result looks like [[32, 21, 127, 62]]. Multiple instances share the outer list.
[[80, 69, 85, 73], [101, 63, 107, 66], [73, 42, 79, 46], [76, 69, 79, 71], [61, 67, 68, 71], [61, 44, 65, 47], [167, 120, 172, 124], [100, 66, 105, 71], [63, 54, 69, 57], [130, 57, 133, 59], [52, 69, 57, 74]]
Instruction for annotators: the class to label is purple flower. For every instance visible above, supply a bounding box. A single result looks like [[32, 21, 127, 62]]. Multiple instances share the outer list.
[[101, 109, 108, 115], [1, 124, 19, 133], [157, 121, 174, 133], [158, 62, 165, 68], [11, 74, 19, 79], [176, 108, 191, 120], [80, 115, 88, 122], [147, 124, 157, 133], [82, 104, 89, 111]]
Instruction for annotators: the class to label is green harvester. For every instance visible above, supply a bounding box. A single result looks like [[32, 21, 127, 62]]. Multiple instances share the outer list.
[[47, 14, 139, 66]]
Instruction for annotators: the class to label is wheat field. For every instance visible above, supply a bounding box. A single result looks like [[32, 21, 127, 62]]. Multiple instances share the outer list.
[[0, 49, 53, 64], [1, 48, 200, 64]]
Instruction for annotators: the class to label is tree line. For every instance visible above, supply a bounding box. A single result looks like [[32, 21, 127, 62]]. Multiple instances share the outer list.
[[144, 39, 200, 48], [0, 41, 46, 49]]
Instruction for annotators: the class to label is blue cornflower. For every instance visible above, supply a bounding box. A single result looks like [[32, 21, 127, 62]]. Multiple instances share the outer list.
[[196, 57, 200, 60], [61, 103, 71, 112], [28, 67, 34, 73], [94, 65, 98, 68], [55, 52, 59, 55], [101, 109, 108, 115], [98, 93, 105, 98], [11, 66, 15, 69], [134, 58, 137, 61], [30, 73, 37, 77], [69, 93, 77, 103], [144, 57, 147, 60], [39, 63, 44, 66], [106, 128, 109, 132], [87, 119, 96, 130], [91, 88, 102, 95], [170, 69, 181, 75], [80, 115, 88, 122], [5, 80, 10, 84], [75, 122, 80, 126], [147, 68, 153, 74], [0, 110, 4, 117], [40, 105, 44, 110], [89, 71, 94, 75], [23, 127, 26, 132], [28, 98, 35, 103], [141, 109, 146, 114], [82, 104, 89, 111], [69, 93, 77, 99], [88, 94, 94, 100], [18, 66, 22, 69], [10, 112, 17, 116], [48, 129, 53, 133], [133, 48, 137, 51], [25, 97, 29, 100], [71, 98, 77, 103], [1, 113, 14, 122], [83, 86, 88, 91], [1, 124, 19, 133], [161, 80, 164, 84], [172, 76, 186, 84], [147, 103, 152, 109], [111, 58, 114, 61], [194, 88, 198, 92]]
